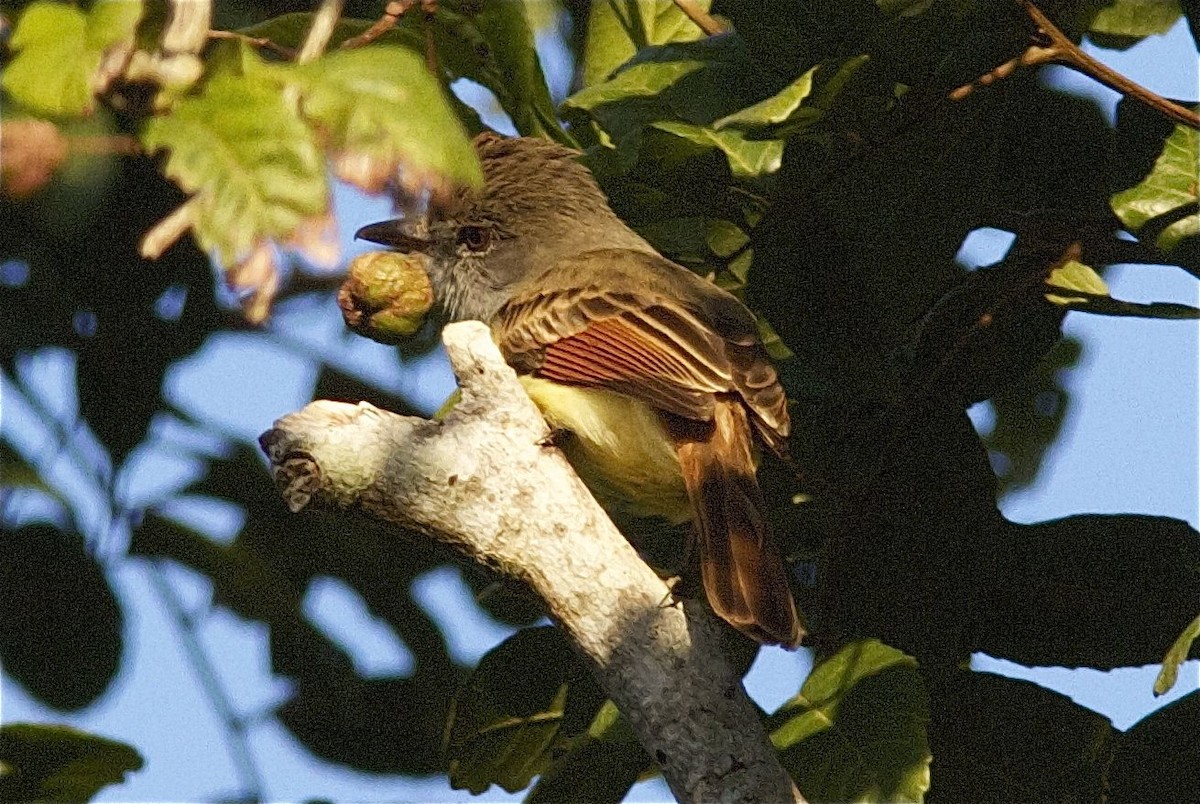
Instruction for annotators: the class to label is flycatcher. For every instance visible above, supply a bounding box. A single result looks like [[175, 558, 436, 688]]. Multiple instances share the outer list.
[[356, 133, 803, 647]]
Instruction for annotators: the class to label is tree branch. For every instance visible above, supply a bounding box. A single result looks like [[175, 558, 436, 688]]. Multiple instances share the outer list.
[[951, 1, 1200, 130], [1021, 0, 1199, 129], [259, 321, 804, 804], [297, 0, 345, 64]]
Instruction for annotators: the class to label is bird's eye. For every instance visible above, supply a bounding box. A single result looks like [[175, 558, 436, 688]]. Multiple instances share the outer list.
[[456, 225, 492, 251]]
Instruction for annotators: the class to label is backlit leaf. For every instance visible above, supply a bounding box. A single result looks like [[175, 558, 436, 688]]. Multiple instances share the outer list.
[[284, 46, 482, 196], [1088, 0, 1182, 49], [2, 0, 142, 116], [141, 47, 327, 265], [1155, 613, 1200, 696]]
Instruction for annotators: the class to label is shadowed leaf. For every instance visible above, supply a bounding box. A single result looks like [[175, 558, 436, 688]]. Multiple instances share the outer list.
[[0, 525, 123, 711], [0, 723, 143, 803], [1108, 691, 1199, 801], [924, 669, 1115, 802], [445, 626, 605, 795]]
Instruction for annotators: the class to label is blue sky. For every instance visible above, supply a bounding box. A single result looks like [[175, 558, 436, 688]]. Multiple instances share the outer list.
[[2, 12, 1197, 804]]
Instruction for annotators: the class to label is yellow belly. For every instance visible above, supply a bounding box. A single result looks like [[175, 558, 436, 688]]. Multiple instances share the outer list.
[[519, 377, 692, 523]]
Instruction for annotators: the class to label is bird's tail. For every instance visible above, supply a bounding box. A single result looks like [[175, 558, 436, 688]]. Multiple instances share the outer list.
[[675, 398, 804, 648]]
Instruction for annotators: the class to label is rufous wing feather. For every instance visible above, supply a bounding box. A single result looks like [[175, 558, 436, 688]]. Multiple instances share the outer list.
[[675, 398, 804, 647]]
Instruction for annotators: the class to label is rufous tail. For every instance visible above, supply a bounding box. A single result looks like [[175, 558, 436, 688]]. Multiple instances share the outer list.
[[675, 398, 804, 647]]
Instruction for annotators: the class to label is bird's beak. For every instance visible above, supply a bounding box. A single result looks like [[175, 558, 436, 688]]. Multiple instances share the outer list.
[[355, 219, 432, 253]]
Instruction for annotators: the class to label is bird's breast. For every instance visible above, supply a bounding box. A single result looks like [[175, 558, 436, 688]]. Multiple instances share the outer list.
[[518, 377, 692, 523]]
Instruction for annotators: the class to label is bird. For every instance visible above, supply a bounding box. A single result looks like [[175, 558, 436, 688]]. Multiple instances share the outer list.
[[355, 132, 803, 647]]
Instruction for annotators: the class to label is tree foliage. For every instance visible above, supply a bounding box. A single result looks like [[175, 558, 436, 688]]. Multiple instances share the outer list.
[[1, 0, 1197, 801]]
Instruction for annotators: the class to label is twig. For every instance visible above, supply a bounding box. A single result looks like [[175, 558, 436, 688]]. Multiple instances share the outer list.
[[297, 0, 345, 64], [208, 30, 296, 60], [953, 1, 1199, 130], [146, 561, 266, 802], [340, 0, 420, 49], [672, 0, 725, 36], [1023, 0, 1199, 129], [70, 134, 142, 156]]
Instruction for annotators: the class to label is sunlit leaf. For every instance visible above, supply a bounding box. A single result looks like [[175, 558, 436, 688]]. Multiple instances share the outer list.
[[563, 36, 767, 170], [283, 46, 482, 196], [653, 120, 782, 177], [1044, 259, 1109, 305], [141, 47, 327, 265], [2, 0, 142, 116], [770, 640, 931, 803], [582, 0, 713, 87], [1155, 613, 1200, 696], [0, 723, 143, 803], [713, 67, 817, 132], [1111, 122, 1200, 253]]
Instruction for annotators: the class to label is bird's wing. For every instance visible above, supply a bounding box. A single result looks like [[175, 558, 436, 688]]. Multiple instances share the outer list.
[[495, 250, 789, 449]]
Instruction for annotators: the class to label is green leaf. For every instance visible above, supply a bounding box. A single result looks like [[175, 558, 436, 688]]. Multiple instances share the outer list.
[[284, 46, 482, 195], [986, 337, 1080, 496], [527, 702, 651, 804], [0, 441, 52, 494], [432, 0, 564, 140], [581, 0, 713, 87], [714, 67, 817, 132], [1044, 259, 1110, 305], [445, 626, 604, 795], [1155, 613, 1200, 696], [1, 1, 142, 116], [87, 0, 144, 50], [877, 0, 936, 16], [1111, 122, 1200, 253], [652, 120, 782, 177], [0, 525, 124, 711], [1052, 291, 1200, 319], [0, 723, 143, 803], [1042, 256, 1200, 320], [1088, 0, 1182, 49], [769, 640, 931, 804], [141, 47, 328, 265], [563, 35, 769, 171]]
